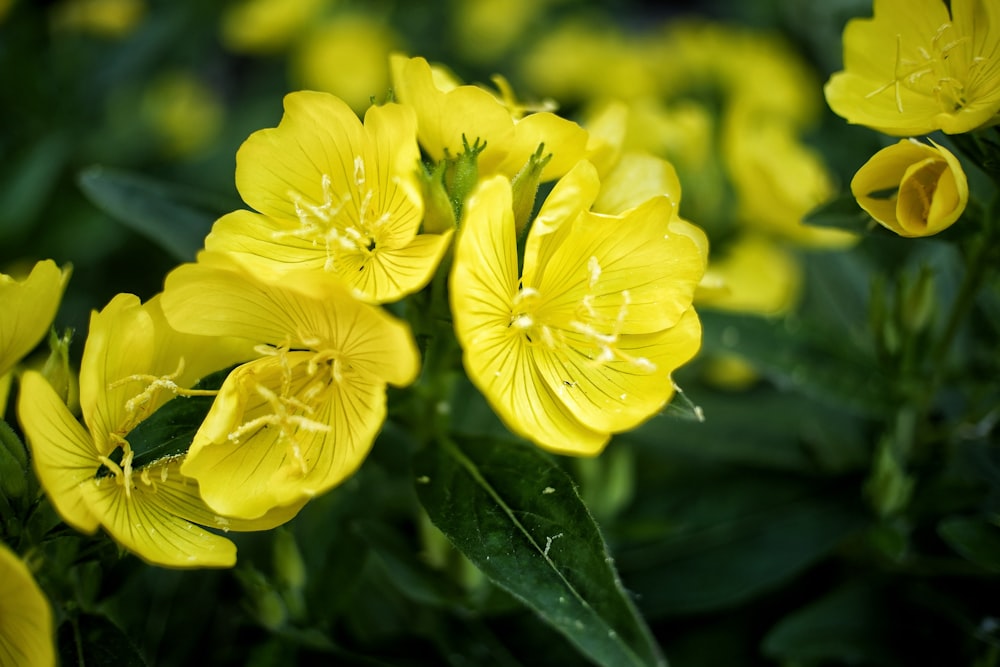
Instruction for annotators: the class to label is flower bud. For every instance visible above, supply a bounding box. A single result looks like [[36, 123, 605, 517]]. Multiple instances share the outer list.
[[851, 139, 968, 237]]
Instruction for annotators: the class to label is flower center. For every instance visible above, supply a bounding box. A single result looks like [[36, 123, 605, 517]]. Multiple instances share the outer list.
[[509, 256, 656, 373], [226, 347, 343, 478], [866, 24, 986, 114], [277, 157, 391, 271]]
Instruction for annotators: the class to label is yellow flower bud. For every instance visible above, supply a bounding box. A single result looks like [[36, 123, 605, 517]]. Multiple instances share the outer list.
[[851, 139, 968, 238]]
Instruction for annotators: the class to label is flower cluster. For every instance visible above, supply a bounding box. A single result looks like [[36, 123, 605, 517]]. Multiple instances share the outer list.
[[825, 0, 999, 237], [11, 54, 706, 571]]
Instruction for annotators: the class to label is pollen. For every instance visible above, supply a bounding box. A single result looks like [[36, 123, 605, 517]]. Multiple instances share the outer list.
[[865, 24, 974, 115], [277, 164, 389, 273]]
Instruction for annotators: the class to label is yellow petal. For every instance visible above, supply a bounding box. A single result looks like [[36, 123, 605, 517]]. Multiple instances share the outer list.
[[80, 293, 254, 454], [495, 111, 590, 181], [17, 371, 100, 533], [236, 90, 367, 222], [0, 260, 69, 378], [390, 55, 515, 168], [0, 543, 54, 667], [205, 208, 451, 304], [451, 176, 520, 338], [523, 160, 601, 276], [183, 354, 386, 518], [533, 308, 702, 434], [851, 138, 968, 237], [451, 175, 608, 455], [697, 234, 802, 315], [592, 152, 682, 215], [533, 197, 704, 334], [465, 328, 609, 456], [825, 0, 1000, 135], [79, 464, 239, 569], [163, 254, 420, 386]]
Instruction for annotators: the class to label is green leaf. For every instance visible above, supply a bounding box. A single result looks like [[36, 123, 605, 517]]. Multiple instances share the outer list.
[[77, 165, 224, 261], [938, 515, 1000, 572], [622, 382, 867, 473], [762, 583, 897, 665], [617, 468, 865, 616], [414, 437, 665, 667], [802, 192, 875, 234], [0, 418, 29, 501], [699, 310, 889, 416]]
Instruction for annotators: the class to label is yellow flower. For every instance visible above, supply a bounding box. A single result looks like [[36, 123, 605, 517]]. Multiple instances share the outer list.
[[0, 543, 54, 667], [207, 91, 451, 304], [49, 0, 145, 38], [291, 15, 399, 115], [851, 138, 969, 237], [161, 253, 420, 519], [0, 260, 70, 380], [219, 0, 327, 55], [18, 294, 295, 568], [141, 71, 224, 158], [724, 109, 857, 249], [451, 162, 704, 456], [389, 55, 590, 182], [825, 0, 1000, 135], [698, 234, 802, 316]]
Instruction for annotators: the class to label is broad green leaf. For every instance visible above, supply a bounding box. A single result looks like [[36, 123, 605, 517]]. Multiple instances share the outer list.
[[938, 516, 1000, 572], [622, 381, 867, 473], [762, 583, 897, 665], [699, 310, 889, 416], [77, 165, 225, 261], [802, 192, 875, 234], [617, 468, 865, 616], [0, 418, 28, 499], [414, 437, 665, 667]]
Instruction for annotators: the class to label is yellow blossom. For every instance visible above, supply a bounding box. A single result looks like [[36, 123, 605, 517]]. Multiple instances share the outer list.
[[206, 91, 451, 304], [451, 162, 704, 456], [161, 252, 420, 519], [49, 0, 145, 37], [141, 71, 224, 158], [825, 0, 1000, 135], [724, 109, 857, 248], [0, 543, 54, 667], [18, 294, 296, 568], [0, 260, 70, 381], [291, 14, 399, 114], [220, 0, 328, 55], [698, 234, 802, 316], [851, 138, 969, 237], [389, 54, 589, 182]]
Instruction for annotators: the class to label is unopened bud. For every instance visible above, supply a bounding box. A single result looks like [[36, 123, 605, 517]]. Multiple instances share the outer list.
[[418, 162, 457, 234], [511, 143, 552, 236], [40, 328, 78, 414]]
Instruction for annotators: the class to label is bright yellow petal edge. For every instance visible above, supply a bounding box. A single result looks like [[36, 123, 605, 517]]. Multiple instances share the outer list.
[[0, 259, 71, 379], [0, 543, 55, 667], [452, 173, 703, 456], [17, 292, 301, 568], [162, 254, 420, 519]]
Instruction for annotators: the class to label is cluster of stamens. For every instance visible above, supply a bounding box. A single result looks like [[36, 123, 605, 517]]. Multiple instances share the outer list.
[[866, 24, 983, 113], [225, 344, 342, 477], [276, 158, 393, 272], [509, 255, 657, 374]]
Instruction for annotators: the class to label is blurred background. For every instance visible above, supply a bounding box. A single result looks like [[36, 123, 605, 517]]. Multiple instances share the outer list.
[[8, 1, 1000, 666]]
